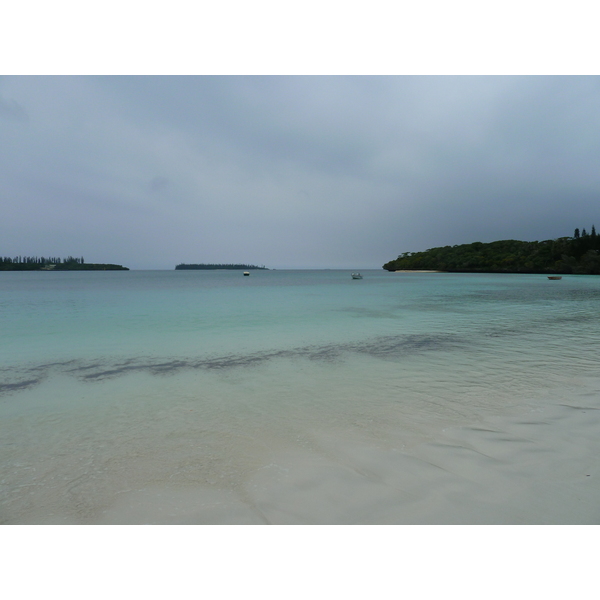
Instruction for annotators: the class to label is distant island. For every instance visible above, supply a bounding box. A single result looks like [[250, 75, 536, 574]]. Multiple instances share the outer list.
[[175, 263, 268, 270], [0, 256, 129, 271], [383, 227, 600, 274]]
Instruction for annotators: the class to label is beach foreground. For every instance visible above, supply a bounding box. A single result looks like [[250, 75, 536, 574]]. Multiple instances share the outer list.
[[5, 372, 600, 525], [82, 392, 600, 525]]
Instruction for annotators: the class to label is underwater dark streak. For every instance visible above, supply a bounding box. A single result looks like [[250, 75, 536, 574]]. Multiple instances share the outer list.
[[0, 333, 464, 396]]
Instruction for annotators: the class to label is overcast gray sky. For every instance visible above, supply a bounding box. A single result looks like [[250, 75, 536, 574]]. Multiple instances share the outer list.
[[2, 75, 600, 269]]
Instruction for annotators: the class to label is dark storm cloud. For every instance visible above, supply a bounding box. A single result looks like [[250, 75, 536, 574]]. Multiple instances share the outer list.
[[1, 76, 600, 269]]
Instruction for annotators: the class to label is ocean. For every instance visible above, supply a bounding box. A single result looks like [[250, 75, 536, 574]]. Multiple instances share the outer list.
[[2, 269, 600, 524]]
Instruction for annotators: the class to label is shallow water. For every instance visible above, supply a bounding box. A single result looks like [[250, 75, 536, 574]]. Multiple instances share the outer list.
[[2, 270, 600, 523]]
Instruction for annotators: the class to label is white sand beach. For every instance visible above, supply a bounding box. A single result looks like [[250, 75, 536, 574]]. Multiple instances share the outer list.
[[90, 381, 600, 525]]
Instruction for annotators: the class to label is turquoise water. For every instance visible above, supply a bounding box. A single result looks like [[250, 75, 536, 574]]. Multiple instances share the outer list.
[[2, 270, 600, 523]]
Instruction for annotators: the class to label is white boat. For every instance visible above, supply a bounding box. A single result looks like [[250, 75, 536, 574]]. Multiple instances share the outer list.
[[243, 271, 250, 276], [351, 273, 362, 279]]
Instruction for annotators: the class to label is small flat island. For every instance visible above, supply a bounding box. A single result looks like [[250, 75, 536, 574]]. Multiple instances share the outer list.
[[1, 256, 129, 271], [175, 263, 268, 270]]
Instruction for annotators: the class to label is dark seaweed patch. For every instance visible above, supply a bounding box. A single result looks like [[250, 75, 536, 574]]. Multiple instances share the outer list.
[[0, 332, 466, 394], [355, 334, 462, 358], [81, 364, 147, 380], [0, 378, 44, 394]]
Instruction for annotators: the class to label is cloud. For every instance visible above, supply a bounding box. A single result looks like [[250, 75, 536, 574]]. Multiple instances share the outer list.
[[2, 76, 600, 269], [149, 176, 170, 192], [0, 94, 29, 123]]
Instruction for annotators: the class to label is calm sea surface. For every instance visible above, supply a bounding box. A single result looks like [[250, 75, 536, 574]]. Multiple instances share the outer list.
[[2, 269, 600, 523]]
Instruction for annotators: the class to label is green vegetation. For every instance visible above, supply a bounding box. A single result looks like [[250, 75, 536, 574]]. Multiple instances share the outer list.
[[175, 263, 268, 270], [383, 227, 600, 274], [0, 256, 129, 271]]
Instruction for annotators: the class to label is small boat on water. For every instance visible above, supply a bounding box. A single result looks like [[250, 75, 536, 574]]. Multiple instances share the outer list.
[[243, 271, 250, 276], [351, 273, 363, 279], [548, 276, 562, 280]]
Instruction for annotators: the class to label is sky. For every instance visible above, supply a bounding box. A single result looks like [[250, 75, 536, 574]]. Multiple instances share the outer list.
[[2, 75, 600, 269]]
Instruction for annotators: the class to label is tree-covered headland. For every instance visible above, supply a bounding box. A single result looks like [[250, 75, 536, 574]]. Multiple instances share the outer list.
[[383, 227, 600, 274], [0, 256, 129, 270]]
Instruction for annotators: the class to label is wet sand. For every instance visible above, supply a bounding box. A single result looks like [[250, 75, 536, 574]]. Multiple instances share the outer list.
[[93, 389, 600, 525], [5, 360, 600, 525]]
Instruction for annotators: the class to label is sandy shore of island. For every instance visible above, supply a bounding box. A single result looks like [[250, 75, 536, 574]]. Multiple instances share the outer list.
[[393, 270, 444, 273]]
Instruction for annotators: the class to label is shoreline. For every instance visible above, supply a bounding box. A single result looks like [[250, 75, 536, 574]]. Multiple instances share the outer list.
[[393, 269, 443, 273]]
